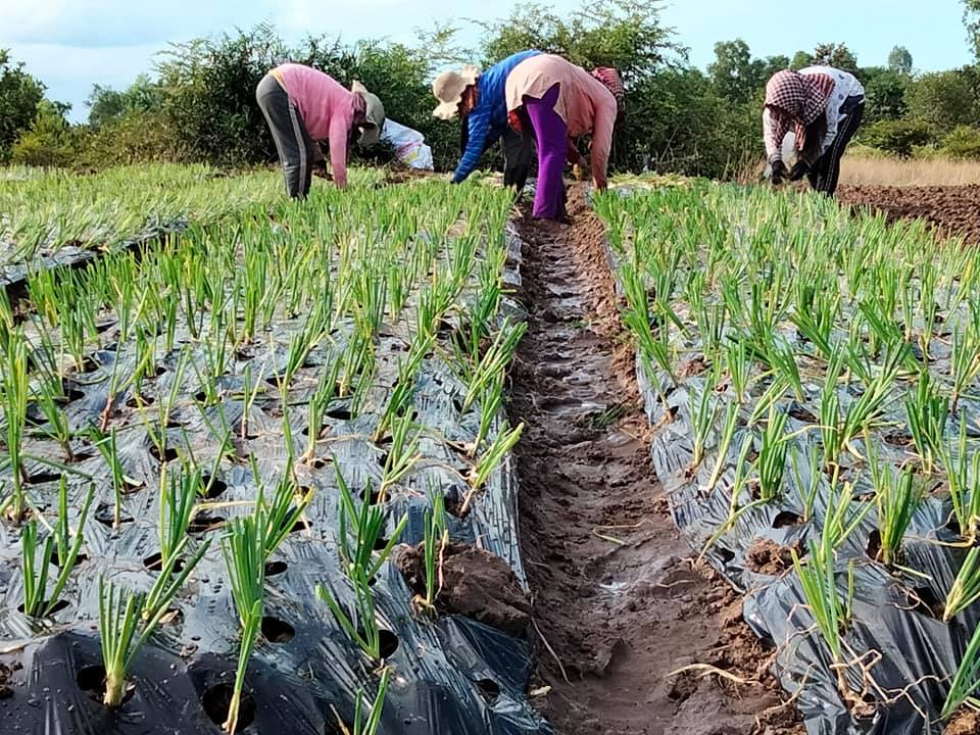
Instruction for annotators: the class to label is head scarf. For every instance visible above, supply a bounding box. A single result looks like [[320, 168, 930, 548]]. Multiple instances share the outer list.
[[591, 67, 626, 117], [765, 70, 835, 152]]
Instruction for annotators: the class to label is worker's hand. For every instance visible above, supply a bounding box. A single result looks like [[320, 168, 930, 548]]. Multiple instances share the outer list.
[[572, 164, 584, 182], [789, 160, 810, 182], [770, 160, 788, 186]]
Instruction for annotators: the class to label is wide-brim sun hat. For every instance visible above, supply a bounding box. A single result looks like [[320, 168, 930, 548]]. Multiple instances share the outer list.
[[431, 65, 480, 120], [351, 81, 385, 147]]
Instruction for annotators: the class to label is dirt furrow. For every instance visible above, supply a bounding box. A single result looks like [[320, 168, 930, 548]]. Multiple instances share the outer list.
[[509, 187, 800, 735]]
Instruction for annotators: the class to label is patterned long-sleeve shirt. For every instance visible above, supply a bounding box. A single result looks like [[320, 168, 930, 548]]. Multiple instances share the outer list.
[[763, 66, 865, 164], [452, 50, 541, 184]]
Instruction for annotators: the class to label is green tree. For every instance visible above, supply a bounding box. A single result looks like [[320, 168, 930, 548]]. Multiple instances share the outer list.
[[861, 67, 909, 123], [811, 43, 859, 75], [87, 74, 163, 129], [708, 39, 764, 104], [887, 45, 913, 74], [11, 100, 78, 167], [0, 49, 46, 160], [965, 0, 980, 60], [86, 85, 128, 129], [906, 69, 977, 133], [760, 55, 791, 80], [790, 50, 813, 70], [860, 119, 933, 157], [156, 22, 289, 165], [478, 0, 685, 83]]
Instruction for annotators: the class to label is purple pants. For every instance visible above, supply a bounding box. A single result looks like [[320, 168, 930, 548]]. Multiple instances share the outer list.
[[524, 84, 567, 220]]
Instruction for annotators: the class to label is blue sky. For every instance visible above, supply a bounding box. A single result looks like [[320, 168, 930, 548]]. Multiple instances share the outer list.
[[0, 0, 973, 122]]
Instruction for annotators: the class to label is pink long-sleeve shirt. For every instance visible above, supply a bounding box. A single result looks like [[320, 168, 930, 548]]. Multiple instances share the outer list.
[[505, 54, 618, 190], [272, 64, 357, 188]]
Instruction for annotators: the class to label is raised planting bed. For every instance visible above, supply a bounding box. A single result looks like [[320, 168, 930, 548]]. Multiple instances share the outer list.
[[0, 178, 549, 735], [0, 164, 286, 292], [594, 181, 980, 734]]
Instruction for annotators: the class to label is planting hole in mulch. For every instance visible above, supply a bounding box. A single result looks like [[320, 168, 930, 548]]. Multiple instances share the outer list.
[[286, 517, 310, 534], [28, 470, 62, 485], [788, 405, 817, 423], [867, 529, 882, 562], [359, 486, 382, 505], [51, 550, 88, 568], [76, 664, 106, 693], [908, 586, 945, 619], [17, 599, 70, 616], [377, 629, 399, 659], [188, 514, 226, 534], [202, 682, 255, 733], [772, 511, 803, 529], [884, 432, 914, 448], [325, 406, 352, 421], [474, 678, 501, 705], [200, 476, 228, 499], [94, 503, 134, 527], [126, 394, 155, 408], [61, 384, 86, 402], [76, 664, 136, 705], [149, 445, 179, 463], [716, 545, 736, 564], [72, 357, 101, 375], [261, 616, 295, 643], [142, 552, 187, 574]]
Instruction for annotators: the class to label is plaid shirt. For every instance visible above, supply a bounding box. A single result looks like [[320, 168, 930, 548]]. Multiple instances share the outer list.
[[763, 70, 836, 163]]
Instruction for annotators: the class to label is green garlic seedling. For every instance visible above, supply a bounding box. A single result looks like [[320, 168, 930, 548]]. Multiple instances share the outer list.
[[942, 617, 980, 720], [316, 566, 385, 663], [337, 469, 408, 582]]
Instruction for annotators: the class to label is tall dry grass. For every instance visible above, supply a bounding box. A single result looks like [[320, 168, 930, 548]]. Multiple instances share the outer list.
[[840, 156, 980, 187]]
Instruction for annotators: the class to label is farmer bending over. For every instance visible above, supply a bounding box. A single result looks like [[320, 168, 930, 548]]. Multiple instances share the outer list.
[[505, 54, 620, 220], [432, 50, 541, 191], [764, 66, 865, 196], [256, 63, 385, 198]]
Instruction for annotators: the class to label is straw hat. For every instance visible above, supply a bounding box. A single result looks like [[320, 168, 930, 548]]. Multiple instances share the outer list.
[[431, 65, 480, 120], [351, 80, 386, 147]]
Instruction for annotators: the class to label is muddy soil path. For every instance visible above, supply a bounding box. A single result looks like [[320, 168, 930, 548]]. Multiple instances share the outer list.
[[509, 187, 800, 735]]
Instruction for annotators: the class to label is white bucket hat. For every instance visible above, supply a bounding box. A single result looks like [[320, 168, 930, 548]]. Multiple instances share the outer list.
[[431, 65, 480, 120], [351, 80, 385, 147]]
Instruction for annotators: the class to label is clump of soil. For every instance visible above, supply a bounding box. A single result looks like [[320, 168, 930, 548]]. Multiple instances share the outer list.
[[0, 662, 15, 699], [381, 169, 439, 186], [396, 542, 532, 636], [946, 707, 980, 735], [745, 538, 800, 576]]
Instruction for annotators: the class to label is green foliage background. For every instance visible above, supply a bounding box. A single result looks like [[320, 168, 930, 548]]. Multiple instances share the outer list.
[[5, 0, 980, 174]]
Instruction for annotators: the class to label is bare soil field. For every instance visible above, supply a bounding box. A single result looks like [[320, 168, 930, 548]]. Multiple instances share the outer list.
[[839, 184, 980, 243]]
